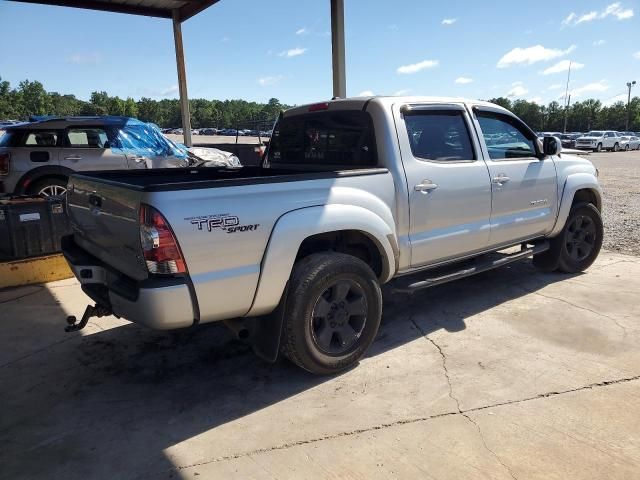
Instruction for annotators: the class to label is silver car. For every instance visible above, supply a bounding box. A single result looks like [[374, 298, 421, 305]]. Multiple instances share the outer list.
[[618, 136, 640, 151], [0, 116, 191, 196]]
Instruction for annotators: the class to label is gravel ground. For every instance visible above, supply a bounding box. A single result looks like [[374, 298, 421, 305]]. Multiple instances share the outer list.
[[586, 150, 640, 256]]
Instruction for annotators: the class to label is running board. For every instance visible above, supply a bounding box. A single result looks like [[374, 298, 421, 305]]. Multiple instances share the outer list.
[[392, 241, 550, 293]]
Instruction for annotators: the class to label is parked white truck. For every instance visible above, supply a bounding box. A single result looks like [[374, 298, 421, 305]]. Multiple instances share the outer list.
[[62, 96, 603, 374]]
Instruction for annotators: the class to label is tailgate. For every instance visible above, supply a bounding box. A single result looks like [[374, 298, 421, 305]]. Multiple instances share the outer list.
[[67, 175, 148, 281]]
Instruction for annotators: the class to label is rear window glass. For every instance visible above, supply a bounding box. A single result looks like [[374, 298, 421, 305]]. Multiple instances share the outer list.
[[66, 128, 109, 148], [25, 131, 58, 147], [404, 110, 476, 161], [0, 130, 16, 147], [267, 111, 377, 168]]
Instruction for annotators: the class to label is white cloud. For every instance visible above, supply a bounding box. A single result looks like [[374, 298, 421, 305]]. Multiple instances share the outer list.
[[394, 89, 412, 95], [512, 81, 524, 86], [258, 75, 284, 87], [548, 84, 563, 90], [541, 60, 585, 75], [497, 44, 575, 68], [528, 97, 543, 104], [562, 2, 634, 27], [441, 18, 457, 25], [455, 77, 473, 84], [67, 52, 101, 65], [397, 59, 439, 74], [593, 39, 606, 46], [507, 85, 529, 97], [358, 90, 375, 96], [160, 85, 179, 96], [278, 47, 307, 58], [295, 27, 308, 35], [604, 94, 628, 105], [634, 51, 640, 59], [570, 80, 609, 97]]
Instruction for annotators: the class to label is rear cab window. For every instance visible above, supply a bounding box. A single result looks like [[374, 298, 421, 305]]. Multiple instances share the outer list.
[[65, 128, 110, 148], [266, 110, 377, 169], [24, 130, 59, 147]]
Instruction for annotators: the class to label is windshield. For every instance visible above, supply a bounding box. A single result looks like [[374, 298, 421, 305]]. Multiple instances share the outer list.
[[114, 123, 188, 159], [586, 131, 604, 136]]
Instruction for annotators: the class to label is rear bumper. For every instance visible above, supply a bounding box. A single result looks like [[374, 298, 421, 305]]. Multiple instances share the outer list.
[[62, 236, 196, 330]]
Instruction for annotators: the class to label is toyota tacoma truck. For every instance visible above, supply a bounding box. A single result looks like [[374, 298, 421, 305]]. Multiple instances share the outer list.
[[62, 96, 603, 375]]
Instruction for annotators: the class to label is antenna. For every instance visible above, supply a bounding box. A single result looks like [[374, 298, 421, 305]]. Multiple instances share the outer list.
[[563, 61, 572, 133]]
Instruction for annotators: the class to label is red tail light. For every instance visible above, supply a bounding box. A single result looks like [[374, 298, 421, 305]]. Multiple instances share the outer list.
[[0, 152, 10, 176], [308, 102, 329, 112], [139, 204, 186, 275]]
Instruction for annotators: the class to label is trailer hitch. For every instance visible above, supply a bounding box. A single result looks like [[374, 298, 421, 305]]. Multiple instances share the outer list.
[[65, 304, 112, 332]]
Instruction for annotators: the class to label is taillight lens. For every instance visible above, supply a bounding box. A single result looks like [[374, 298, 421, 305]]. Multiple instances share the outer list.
[[0, 152, 10, 176], [139, 204, 186, 275]]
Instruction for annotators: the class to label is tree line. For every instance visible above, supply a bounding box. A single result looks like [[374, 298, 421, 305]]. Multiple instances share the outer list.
[[0, 78, 289, 129], [1, 77, 639, 132]]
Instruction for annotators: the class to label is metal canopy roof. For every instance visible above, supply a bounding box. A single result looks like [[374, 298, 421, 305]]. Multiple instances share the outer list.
[[8, 0, 221, 22]]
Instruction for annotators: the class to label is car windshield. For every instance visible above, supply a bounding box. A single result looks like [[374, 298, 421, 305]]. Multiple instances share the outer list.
[[560, 134, 572, 139], [586, 131, 603, 136]]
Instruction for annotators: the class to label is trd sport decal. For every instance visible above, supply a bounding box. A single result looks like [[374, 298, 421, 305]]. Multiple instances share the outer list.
[[185, 214, 259, 234]]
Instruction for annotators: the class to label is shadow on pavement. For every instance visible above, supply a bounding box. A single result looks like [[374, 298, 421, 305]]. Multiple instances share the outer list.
[[0, 260, 576, 479]]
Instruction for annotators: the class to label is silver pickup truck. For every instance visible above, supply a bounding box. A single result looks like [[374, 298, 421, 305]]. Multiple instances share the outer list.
[[62, 96, 603, 374]]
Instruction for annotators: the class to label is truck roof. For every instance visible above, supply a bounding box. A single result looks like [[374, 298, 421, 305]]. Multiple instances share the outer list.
[[284, 95, 510, 117]]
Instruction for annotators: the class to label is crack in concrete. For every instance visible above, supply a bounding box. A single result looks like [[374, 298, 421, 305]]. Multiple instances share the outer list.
[[409, 315, 518, 480], [520, 286, 630, 335], [166, 373, 640, 474]]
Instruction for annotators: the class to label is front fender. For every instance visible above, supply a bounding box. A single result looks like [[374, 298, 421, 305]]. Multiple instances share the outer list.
[[246, 204, 397, 317], [549, 173, 602, 237]]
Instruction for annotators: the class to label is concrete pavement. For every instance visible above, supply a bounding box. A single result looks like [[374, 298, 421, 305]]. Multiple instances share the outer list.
[[0, 250, 638, 479]]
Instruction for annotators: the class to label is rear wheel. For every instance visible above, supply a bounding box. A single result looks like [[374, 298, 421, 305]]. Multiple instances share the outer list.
[[27, 177, 68, 197], [280, 253, 382, 375], [613, 142, 619, 152]]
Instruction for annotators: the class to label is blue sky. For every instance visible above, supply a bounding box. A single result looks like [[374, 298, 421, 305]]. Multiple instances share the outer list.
[[0, 0, 638, 106]]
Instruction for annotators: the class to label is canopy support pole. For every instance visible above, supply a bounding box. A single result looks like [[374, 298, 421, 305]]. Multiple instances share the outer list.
[[172, 9, 192, 147], [330, 0, 346, 98]]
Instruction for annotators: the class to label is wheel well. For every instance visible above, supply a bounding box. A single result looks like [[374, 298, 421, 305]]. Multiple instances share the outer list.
[[25, 175, 68, 193], [296, 230, 385, 279], [572, 188, 601, 211]]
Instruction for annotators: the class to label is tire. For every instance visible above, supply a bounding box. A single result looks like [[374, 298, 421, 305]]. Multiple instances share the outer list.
[[27, 177, 68, 197], [280, 252, 382, 375], [613, 143, 619, 152], [595, 143, 602, 152], [557, 203, 603, 273], [625, 144, 630, 151]]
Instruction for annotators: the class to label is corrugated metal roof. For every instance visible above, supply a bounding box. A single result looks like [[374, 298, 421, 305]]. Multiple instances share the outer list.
[[8, 0, 221, 21]]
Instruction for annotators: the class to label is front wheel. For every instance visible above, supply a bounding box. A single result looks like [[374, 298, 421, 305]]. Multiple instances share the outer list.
[[557, 204, 603, 273], [280, 253, 382, 375], [595, 143, 602, 152]]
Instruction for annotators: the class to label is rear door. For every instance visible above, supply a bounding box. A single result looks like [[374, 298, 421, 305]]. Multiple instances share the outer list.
[[59, 126, 127, 172], [395, 103, 493, 267], [472, 107, 558, 247]]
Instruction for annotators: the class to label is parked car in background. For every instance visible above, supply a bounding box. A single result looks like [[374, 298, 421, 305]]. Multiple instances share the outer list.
[[560, 133, 581, 149], [575, 131, 621, 152], [619, 135, 640, 150], [0, 116, 198, 196]]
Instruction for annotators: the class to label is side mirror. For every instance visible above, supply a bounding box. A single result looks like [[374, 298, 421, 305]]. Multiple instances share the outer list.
[[542, 136, 562, 157]]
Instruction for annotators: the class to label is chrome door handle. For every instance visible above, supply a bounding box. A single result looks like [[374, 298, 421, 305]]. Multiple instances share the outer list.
[[64, 155, 82, 161], [492, 174, 510, 185], [414, 181, 438, 193]]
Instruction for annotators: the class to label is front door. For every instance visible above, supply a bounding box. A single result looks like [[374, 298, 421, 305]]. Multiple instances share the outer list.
[[396, 104, 493, 267], [59, 126, 127, 172], [473, 109, 558, 247]]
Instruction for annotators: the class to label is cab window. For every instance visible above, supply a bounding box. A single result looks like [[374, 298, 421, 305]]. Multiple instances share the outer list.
[[404, 110, 476, 161], [476, 112, 537, 160], [24, 131, 58, 147], [66, 128, 109, 148]]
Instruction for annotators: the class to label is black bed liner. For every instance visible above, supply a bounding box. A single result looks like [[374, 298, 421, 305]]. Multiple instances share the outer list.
[[70, 166, 389, 192]]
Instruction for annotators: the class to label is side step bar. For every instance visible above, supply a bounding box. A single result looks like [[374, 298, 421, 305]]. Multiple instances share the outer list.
[[393, 241, 550, 293]]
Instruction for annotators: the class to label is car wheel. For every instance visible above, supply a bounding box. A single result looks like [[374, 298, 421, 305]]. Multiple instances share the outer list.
[[557, 203, 603, 273], [613, 142, 619, 152], [280, 252, 382, 375], [595, 143, 602, 152], [625, 144, 630, 151], [27, 177, 68, 197]]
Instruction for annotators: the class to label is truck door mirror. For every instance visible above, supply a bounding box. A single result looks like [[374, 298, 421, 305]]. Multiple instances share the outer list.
[[542, 136, 562, 157]]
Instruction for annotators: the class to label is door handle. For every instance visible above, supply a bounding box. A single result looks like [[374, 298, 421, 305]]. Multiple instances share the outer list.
[[414, 181, 438, 193], [64, 155, 82, 161], [492, 174, 510, 185]]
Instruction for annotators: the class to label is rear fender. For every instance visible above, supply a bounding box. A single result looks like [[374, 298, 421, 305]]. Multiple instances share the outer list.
[[14, 165, 74, 193], [246, 204, 396, 317], [549, 173, 602, 237]]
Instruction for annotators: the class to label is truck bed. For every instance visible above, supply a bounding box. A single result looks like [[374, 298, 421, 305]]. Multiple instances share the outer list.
[[71, 166, 389, 192]]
